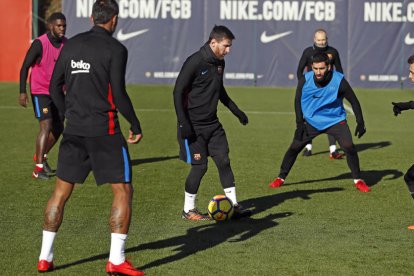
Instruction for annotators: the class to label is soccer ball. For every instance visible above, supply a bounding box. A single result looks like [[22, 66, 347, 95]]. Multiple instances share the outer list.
[[207, 195, 234, 221]]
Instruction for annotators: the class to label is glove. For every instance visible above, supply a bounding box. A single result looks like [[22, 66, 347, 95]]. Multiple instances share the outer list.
[[234, 109, 248, 125], [179, 122, 195, 139], [294, 121, 307, 141], [354, 123, 366, 139], [392, 101, 413, 116]]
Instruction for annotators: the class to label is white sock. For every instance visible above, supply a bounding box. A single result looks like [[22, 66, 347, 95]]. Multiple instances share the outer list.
[[36, 163, 44, 168], [305, 144, 312, 151], [109, 233, 127, 265], [354, 179, 362, 184], [224, 187, 238, 205], [329, 145, 337, 153], [184, 192, 196, 213], [39, 230, 56, 262]]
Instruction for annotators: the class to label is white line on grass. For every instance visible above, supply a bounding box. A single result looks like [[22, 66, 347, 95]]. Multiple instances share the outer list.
[[1, 106, 353, 116], [0, 106, 294, 115]]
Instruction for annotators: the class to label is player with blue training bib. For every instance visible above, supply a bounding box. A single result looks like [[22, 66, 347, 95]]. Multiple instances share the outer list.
[[269, 52, 370, 193]]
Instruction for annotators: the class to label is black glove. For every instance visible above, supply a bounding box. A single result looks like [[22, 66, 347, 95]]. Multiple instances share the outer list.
[[233, 109, 248, 125], [179, 122, 195, 139], [354, 123, 366, 139], [392, 101, 413, 116], [294, 121, 307, 141]]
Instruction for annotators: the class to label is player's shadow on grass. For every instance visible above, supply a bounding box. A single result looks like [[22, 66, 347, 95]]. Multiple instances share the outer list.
[[53, 187, 342, 271], [284, 169, 403, 188], [355, 141, 392, 152], [130, 155, 178, 166], [126, 187, 342, 270], [309, 141, 391, 157]]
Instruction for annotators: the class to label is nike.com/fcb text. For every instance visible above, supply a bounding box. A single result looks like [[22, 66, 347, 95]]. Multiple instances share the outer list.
[[220, 0, 414, 22], [76, 0, 191, 19], [220, 1, 335, 21]]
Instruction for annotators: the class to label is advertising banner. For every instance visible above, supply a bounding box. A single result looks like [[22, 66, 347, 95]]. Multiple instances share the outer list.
[[63, 0, 414, 88]]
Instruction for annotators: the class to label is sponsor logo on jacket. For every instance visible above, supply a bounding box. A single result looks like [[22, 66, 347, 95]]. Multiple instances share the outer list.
[[71, 60, 91, 74]]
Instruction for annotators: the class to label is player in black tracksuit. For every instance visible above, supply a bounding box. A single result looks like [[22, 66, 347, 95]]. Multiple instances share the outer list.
[[173, 25, 251, 220], [50, 29, 141, 137], [297, 28, 344, 159], [38, 1, 144, 275], [297, 46, 343, 79], [392, 55, 414, 229]]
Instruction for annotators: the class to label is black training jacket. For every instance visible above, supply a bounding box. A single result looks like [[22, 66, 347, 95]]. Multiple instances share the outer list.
[[173, 43, 240, 127], [50, 26, 141, 137], [297, 45, 343, 79]]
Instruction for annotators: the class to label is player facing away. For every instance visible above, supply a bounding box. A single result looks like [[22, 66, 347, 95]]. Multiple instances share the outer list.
[[269, 52, 370, 193], [38, 1, 144, 275], [173, 25, 252, 221], [297, 28, 344, 159], [392, 55, 414, 230], [19, 12, 67, 180]]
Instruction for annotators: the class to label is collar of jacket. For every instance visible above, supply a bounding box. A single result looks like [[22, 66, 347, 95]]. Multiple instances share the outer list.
[[91, 25, 113, 36], [313, 44, 329, 52], [46, 31, 65, 47], [200, 43, 224, 66]]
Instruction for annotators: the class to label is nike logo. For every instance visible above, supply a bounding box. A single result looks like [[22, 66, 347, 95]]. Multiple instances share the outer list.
[[312, 95, 322, 99], [405, 33, 414, 45], [116, 28, 149, 42], [260, 31, 293, 44], [201, 70, 208, 75]]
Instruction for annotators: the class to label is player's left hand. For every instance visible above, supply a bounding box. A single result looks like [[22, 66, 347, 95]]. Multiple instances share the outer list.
[[354, 123, 366, 138], [235, 110, 248, 125], [128, 130, 143, 144]]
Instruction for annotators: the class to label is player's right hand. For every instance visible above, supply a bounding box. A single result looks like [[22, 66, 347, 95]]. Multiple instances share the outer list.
[[127, 130, 142, 144], [179, 122, 195, 139], [233, 109, 249, 125], [354, 123, 366, 138], [19, 93, 28, 107]]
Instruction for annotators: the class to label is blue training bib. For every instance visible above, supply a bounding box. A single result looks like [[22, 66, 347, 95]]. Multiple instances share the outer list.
[[301, 71, 346, 131]]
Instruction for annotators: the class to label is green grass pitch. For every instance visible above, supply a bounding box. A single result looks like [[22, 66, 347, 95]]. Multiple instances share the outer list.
[[1, 82, 414, 275]]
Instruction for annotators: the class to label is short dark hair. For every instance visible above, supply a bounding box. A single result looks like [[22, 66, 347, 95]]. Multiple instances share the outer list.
[[47, 12, 66, 24], [408, 55, 414, 65], [312, 52, 330, 65], [208, 25, 235, 43], [92, 0, 119, 24]]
